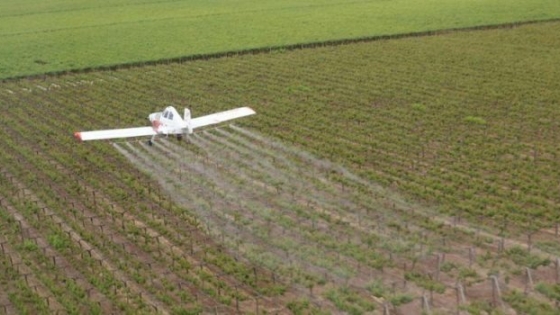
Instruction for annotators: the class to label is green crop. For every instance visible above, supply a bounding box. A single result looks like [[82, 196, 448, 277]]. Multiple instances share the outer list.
[[1, 0, 560, 78]]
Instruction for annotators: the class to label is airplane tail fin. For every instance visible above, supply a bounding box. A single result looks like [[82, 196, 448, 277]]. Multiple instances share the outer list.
[[184, 108, 193, 134]]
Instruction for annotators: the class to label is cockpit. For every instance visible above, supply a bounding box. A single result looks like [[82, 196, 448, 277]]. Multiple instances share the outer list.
[[162, 108, 174, 120]]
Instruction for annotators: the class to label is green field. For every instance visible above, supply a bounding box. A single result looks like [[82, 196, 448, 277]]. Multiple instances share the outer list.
[[1, 0, 560, 79], [0, 21, 560, 313]]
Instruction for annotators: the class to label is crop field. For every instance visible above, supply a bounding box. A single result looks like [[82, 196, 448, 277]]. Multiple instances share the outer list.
[[1, 19, 560, 315], [1, 0, 560, 79]]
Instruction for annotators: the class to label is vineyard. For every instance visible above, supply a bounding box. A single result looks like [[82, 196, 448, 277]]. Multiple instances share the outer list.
[[1, 21, 560, 314]]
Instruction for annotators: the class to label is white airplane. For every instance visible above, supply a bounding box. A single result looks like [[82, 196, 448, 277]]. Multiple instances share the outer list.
[[74, 106, 255, 145]]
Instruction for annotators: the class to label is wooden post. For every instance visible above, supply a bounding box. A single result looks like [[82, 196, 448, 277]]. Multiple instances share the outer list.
[[456, 281, 466, 310], [525, 267, 534, 293], [383, 302, 390, 315], [469, 247, 475, 267], [421, 295, 431, 314], [436, 254, 442, 281], [235, 285, 239, 312], [490, 275, 504, 310], [498, 237, 505, 252], [556, 258, 560, 284]]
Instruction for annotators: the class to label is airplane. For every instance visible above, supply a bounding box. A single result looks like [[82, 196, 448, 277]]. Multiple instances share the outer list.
[[74, 106, 255, 145]]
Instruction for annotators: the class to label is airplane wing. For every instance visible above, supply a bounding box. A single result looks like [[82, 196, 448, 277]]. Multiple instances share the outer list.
[[74, 126, 156, 141], [191, 107, 255, 129]]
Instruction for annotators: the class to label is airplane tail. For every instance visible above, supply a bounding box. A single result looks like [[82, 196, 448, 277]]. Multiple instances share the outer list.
[[184, 108, 193, 134]]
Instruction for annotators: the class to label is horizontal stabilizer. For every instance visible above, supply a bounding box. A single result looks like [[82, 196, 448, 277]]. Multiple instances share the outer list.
[[75, 126, 156, 141], [191, 107, 255, 130]]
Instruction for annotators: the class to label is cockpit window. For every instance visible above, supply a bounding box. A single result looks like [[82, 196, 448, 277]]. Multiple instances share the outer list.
[[163, 111, 169, 119], [168, 112, 174, 120]]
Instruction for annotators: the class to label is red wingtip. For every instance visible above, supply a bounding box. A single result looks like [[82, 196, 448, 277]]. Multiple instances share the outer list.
[[74, 132, 82, 142]]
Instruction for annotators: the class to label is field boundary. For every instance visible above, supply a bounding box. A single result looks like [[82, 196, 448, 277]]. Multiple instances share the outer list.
[[2, 17, 559, 82]]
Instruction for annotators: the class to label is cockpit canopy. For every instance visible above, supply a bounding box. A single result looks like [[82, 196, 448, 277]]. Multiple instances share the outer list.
[[162, 106, 179, 120]]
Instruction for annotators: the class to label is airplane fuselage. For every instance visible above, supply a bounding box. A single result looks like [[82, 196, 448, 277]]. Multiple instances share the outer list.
[[148, 107, 187, 135]]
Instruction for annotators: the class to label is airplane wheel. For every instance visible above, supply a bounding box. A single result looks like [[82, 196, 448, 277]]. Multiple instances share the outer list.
[[148, 140, 153, 146], [176, 135, 183, 141]]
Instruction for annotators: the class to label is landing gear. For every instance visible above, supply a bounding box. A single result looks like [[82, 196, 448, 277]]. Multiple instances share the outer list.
[[148, 135, 156, 146], [176, 134, 183, 141]]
